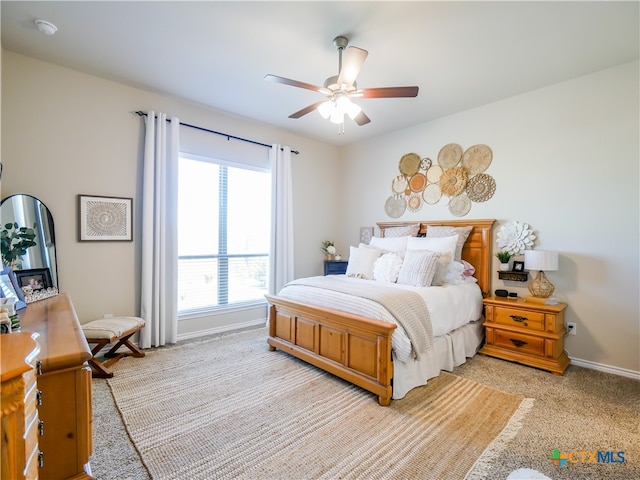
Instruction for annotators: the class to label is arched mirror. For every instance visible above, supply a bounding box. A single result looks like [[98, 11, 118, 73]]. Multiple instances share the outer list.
[[0, 194, 58, 289]]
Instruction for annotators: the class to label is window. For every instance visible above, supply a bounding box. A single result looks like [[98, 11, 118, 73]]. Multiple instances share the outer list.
[[177, 154, 270, 315]]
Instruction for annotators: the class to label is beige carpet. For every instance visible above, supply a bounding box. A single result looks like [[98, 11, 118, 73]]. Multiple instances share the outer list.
[[106, 328, 530, 480]]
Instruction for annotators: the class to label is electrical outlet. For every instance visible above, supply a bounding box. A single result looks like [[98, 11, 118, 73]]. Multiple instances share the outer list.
[[567, 322, 577, 335]]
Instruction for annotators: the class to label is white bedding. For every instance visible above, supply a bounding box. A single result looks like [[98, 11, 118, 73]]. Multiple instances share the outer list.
[[276, 275, 483, 363]]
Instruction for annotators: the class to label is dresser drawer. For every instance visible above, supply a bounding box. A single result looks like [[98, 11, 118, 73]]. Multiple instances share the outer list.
[[492, 329, 545, 357], [492, 305, 545, 331]]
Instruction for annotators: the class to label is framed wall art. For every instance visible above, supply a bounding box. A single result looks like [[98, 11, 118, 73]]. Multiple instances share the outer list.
[[78, 195, 133, 241], [512, 260, 525, 272], [0, 266, 26, 310]]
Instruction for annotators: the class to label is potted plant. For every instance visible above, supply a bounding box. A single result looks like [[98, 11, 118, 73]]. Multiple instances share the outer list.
[[495, 250, 512, 271], [1, 222, 37, 269]]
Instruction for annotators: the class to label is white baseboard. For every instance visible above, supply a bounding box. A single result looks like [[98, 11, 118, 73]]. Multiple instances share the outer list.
[[569, 356, 640, 380], [176, 318, 267, 342]]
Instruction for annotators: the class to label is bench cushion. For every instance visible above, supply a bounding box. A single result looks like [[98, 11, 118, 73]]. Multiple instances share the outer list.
[[82, 316, 145, 339]]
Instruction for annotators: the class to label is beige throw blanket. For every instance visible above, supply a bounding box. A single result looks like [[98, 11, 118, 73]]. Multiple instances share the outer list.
[[284, 276, 433, 358]]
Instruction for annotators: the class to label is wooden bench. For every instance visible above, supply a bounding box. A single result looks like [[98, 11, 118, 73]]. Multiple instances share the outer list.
[[82, 316, 145, 378]]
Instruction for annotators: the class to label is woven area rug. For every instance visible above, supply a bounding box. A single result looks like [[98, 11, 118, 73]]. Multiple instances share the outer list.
[[107, 328, 532, 480]]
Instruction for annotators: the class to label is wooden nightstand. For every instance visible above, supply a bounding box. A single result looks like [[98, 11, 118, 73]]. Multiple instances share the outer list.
[[479, 296, 570, 375], [324, 260, 348, 275]]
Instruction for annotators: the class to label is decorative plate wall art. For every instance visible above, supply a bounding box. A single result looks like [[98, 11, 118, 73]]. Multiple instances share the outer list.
[[384, 144, 497, 218]]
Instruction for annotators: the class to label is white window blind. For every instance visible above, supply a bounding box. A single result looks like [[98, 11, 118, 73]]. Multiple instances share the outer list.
[[177, 153, 270, 314]]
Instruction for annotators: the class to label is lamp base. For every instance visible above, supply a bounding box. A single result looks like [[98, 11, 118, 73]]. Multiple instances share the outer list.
[[528, 271, 555, 298]]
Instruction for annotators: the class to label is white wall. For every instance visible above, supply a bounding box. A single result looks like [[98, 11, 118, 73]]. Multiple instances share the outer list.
[[340, 61, 639, 374], [1, 51, 340, 336]]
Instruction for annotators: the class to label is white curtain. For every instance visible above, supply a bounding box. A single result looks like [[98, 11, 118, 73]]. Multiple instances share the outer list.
[[269, 144, 294, 294], [139, 112, 179, 348]]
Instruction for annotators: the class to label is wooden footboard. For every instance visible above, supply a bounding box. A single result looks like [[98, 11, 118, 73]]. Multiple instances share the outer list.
[[265, 294, 396, 406]]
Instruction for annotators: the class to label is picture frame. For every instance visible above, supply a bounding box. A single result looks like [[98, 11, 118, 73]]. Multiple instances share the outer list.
[[512, 260, 525, 272], [15, 268, 53, 292], [78, 195, 133, 241], [0, 266, 27, 311]]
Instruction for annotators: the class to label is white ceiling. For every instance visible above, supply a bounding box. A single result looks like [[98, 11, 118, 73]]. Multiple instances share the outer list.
[[2, 1, 638, 146]]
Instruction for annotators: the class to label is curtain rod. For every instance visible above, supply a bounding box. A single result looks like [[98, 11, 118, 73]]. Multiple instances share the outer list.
[[134, 111, 299, 155]]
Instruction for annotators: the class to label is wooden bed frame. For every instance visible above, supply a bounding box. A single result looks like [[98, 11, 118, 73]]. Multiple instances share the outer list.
[[266, 219, 495, 405]]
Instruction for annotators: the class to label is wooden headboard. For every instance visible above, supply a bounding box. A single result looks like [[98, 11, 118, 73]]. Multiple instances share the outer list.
[[377, 219, 495, 297]]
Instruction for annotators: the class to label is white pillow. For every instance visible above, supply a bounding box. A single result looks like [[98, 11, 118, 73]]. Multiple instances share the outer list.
[[345, 245, 383, 280], [426, 226, 473, 262], [373, 252, 403, 283], [406, 235, 458, 264], [431, 251, 453, 286], [397, 250, 441, 287], [445, 261, 478, 285], [369, 235, 410, 253]]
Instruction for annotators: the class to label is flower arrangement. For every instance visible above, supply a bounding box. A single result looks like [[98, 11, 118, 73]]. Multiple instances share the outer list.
[[321, 241, 336, 256]]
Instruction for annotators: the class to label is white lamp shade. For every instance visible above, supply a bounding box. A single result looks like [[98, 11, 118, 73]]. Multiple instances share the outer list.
[[524, 250, 558, 271]]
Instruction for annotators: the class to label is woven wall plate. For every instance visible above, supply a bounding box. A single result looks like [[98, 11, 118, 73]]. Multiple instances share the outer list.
[[438, 143, 463, 168], [407, 193, 423, 212], [399, 153, 421, 177], [422, 183, 442, 205], [384, 195, 407, 218], [392, 175, 408, 194], [426, 165, 443, 183], [466, 173, 496, 202], [409, 173, 427, 192], [462, 144, 493, 175], [439, 166, 469, 197], [448, 193, 472, 217]]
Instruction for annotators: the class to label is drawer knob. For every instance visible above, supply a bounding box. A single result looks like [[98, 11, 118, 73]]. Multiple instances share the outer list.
[[510, 338, 528, 348], [510, 315, 528, 322]]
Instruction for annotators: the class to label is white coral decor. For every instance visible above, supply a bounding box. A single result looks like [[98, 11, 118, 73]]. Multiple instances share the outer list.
[[497, 221, 536, 255]]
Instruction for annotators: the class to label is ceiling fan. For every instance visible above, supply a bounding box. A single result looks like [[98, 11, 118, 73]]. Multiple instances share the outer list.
[[265, 36, 419, 132]]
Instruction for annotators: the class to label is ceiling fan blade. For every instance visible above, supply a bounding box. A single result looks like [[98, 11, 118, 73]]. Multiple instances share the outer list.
[[358, 86, 419, 98], [353, 110, 371, 126], [264, 74, 325, 93], [337, 46, 368, 87], [289, 101, 326, 119]]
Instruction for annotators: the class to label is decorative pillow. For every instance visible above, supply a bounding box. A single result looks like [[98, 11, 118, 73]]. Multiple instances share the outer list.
[[383, 224, 420, 238], [445, 261, 478, 285], [345, 246, 383, 280], [397, 250, 441, 287], [406, 235, 458, 265], [461, 259, 476, 277], [431, 251, 453, 286], [373, 252, 404, 283], [369, 235, 410, 254], [426, 226, 473, 262]]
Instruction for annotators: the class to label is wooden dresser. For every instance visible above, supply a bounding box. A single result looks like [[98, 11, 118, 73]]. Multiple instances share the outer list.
[[1, 332, 41, 479], [480, 296, 570, 375], [18, 294, 94, 480]]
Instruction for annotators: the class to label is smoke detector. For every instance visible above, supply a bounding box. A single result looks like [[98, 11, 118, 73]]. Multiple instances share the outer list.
[[35, 19, 58, 35]]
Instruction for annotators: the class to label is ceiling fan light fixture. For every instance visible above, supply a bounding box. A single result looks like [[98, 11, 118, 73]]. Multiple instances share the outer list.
[[317, 100, 334, 119], [329, 109, 344, 125]]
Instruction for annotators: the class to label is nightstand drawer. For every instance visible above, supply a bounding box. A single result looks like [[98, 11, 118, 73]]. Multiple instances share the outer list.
[[492, 329, 545, 357], [492, 306, 545, 331], [324, 260, 348, 275]]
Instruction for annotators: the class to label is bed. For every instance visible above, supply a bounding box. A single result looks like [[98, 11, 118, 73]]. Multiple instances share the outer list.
[[266, 219, 495, 405]]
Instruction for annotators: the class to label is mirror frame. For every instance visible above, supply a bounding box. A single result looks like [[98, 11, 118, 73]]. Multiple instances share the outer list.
[[1, 193, 59, 289]]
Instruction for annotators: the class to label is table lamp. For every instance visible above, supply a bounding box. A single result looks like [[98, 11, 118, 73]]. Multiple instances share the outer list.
[[524, 250, 558, 299]]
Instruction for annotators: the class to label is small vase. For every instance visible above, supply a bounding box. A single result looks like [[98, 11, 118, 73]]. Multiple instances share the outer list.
[[499, 263, 510, 271], [326, 254, 334, 261]]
